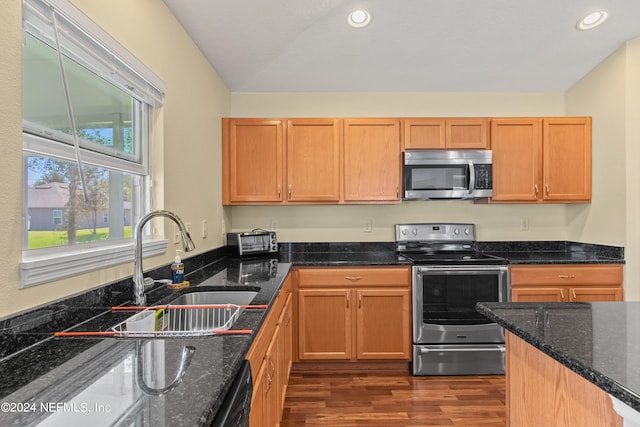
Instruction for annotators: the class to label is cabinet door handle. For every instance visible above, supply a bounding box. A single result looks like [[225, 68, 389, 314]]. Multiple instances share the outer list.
[[396, 185, 399, 198], [545, 184, 550, 196], [345, 276, 362, 281], [346, 293, 350, 309], [288, 185, 292, 199], [358, 291, 362, 309], [277, 184, 281, 198], [560, 289, 565, 301], [558, 274, 576, 279], [534, 184, 539, 198], [572, 289, 577, 301]]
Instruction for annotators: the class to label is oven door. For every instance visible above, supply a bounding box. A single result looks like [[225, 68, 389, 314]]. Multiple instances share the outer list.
[[412, 265, 509, 344]]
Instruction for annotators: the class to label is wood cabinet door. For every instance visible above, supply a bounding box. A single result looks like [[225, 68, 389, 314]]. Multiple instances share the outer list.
[[356, 289, 411, 359], [511, 287, 565, 302], [542, 117, 592, 202], [286, 119, 342, 202], [343, 119, 401, 202], [264, 325, 279, 427], [298, 289, 352, 359], [403, 118, 446, 149], [570, 287, 623, 302], [276, 293, 292, 415], [490, 118, 542, 202], [224, 118, 284, 203], [446, 118, 489, 149], [249, 361, 266, 427]]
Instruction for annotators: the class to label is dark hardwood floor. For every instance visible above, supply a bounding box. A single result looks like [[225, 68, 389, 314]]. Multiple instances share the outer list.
[[280, 370, 506, 427]]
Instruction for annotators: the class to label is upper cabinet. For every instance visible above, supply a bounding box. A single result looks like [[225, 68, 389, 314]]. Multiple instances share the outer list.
[[223, 116, 591, 205], [223, 118, 401, 205], [490, 117, 591, 203], [222, 118, 284, 204], [286, 119, 342, 203], [344, 119, 401, 202], [403, 118, 489, 150]]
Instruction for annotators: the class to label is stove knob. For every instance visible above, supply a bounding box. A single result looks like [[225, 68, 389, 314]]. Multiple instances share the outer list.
[[412, 228, 418, 235], [401, 229, 407, 235], [453, 228, 459, 235], [464, 228, 470, 235]]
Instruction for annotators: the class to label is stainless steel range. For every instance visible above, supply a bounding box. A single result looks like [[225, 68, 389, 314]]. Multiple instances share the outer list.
[[395, 223, 509, 376]]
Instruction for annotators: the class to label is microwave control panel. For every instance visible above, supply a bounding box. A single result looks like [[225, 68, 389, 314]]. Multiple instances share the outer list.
[[474, 164, 493, 189]]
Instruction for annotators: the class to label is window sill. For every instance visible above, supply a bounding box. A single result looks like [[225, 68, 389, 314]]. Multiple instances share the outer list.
[[19, 240, 168, 289]]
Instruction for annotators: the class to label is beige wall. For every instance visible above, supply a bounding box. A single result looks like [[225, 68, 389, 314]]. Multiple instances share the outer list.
[[565, 39, 640, 301], [0, 0, 230, 317]]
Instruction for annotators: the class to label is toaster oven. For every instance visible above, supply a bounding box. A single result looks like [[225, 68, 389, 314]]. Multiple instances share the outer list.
[[227, 230, 278, 257]]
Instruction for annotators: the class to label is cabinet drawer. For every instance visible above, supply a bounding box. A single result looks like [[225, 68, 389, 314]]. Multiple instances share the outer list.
[[510, 265, 623, 286], [297, 267, 410, 288]]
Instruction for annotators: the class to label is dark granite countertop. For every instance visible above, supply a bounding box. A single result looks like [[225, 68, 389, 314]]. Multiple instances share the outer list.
[[478, 241, 624, 264], [0, 258, 291, 427], [477, 301, 640, 412]]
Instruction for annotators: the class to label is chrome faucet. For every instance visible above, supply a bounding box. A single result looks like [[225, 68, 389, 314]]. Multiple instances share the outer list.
[[133, 210, 196, 305]]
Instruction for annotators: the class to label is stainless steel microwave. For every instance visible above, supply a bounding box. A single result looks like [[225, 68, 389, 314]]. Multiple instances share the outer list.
[[227, 230, 278, 257], [403, 150, 493, 200]]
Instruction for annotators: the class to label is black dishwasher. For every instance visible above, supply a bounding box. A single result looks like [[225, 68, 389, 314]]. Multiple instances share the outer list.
[[211, 360, 253, 427]]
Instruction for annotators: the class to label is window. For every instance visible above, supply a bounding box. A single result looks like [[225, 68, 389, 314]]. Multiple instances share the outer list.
[[52, 209, 62, 226], [20, 0, 165, 288]]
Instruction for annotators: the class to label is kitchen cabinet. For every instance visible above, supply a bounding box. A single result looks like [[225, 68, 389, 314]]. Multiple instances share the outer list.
[[403, 118, 489, 149], [490, 117, 592, 203], [223, 117, 399, 204], [510, 264, 623, 302], [246, 275, 293, 427], [222, 118, 284, 204], [286, 118, 342, 202], [343, 119, 402, 202], [296, 267, 411, 361]]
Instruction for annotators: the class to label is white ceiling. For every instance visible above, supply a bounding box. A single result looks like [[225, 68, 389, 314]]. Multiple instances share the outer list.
[[163, 0, 640, 93]]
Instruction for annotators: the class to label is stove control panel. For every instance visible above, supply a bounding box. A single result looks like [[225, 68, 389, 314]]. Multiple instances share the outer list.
[[395, 223, 476, 243]]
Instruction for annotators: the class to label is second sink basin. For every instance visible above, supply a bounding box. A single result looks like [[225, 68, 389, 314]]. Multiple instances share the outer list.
[[168, 291, 258, 306]]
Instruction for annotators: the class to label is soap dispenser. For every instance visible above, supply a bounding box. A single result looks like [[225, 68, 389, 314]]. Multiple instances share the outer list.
[[171, 250, 184, 284]]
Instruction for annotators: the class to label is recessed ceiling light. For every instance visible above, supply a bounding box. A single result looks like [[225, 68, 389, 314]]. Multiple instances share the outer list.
[[348, 10, 371, 28], [576, 10, 609, 30]]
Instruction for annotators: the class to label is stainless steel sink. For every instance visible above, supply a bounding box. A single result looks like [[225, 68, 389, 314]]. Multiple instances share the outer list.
[[168, 290, 258, 306]]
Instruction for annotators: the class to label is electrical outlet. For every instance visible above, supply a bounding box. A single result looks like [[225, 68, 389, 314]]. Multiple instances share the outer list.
[[201, 220, 208, 239], [364, 218, 373, 233], [270, 219, 279, 231], [520, 217, 529, 231]]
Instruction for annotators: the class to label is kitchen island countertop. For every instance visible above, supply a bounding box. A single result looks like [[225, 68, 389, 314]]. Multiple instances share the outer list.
[[477, 301, 640, 413]]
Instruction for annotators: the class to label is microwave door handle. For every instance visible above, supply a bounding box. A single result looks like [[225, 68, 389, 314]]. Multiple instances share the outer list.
[[467, 160, 476, 195]]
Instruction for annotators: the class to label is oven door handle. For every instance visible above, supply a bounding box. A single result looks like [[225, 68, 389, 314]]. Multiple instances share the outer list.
[[416, 265, 507, 273], [417, 346, 505, 354]]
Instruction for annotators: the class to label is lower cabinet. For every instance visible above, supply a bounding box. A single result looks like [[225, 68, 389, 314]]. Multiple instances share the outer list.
[[296, 267, 411, 361], [247, 276, 292, 427], [510, 264, 623, 302]]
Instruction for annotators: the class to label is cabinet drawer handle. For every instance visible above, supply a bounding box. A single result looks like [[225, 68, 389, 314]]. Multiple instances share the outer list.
[[558, 274, 576, 279], [345, 276, 362, 281]]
